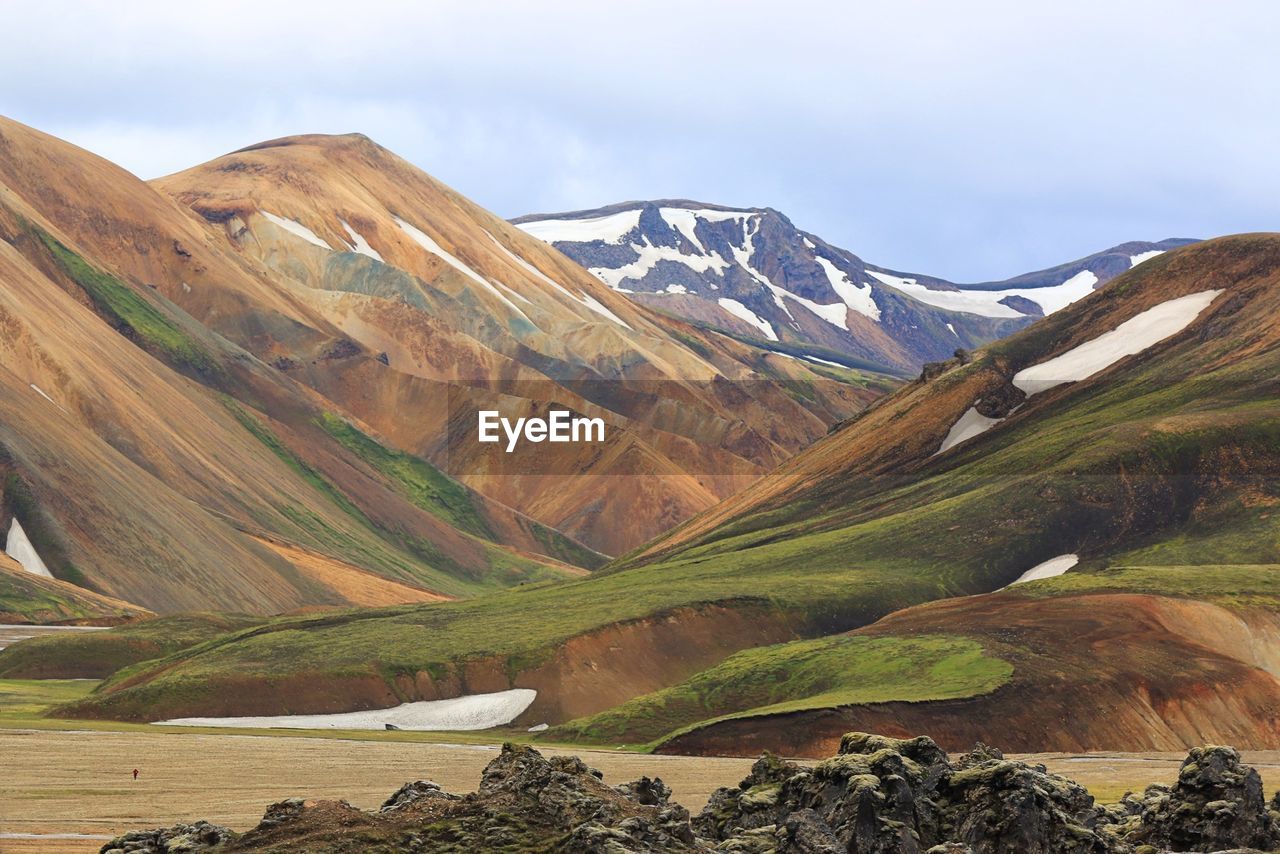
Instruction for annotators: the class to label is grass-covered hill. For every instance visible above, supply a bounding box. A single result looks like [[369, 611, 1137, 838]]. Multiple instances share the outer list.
[[0, 612, 261, 679], [33, 234, 1280, 755]]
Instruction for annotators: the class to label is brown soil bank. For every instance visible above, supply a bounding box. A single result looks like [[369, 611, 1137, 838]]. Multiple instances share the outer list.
[[659, 592, 1280, 756]]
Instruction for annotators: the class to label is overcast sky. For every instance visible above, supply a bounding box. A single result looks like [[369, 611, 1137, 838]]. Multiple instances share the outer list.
[[4, 0, 1277, 280]]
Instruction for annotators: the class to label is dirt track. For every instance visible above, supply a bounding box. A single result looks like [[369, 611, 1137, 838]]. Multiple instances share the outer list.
[[4, 729, 1280, 853]]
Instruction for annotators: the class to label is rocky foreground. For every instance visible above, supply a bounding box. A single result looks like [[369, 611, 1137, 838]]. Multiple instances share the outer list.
[[102, 734, 1280, 853]]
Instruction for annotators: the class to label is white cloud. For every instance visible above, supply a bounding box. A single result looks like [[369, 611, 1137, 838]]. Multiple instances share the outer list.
[[3, 0, 1277, 279]]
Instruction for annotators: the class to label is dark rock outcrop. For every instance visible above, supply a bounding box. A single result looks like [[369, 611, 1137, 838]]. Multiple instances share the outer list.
[[99, 821, 234, 854], [99, 736, 1280, 853], [379, 779, 458, 812], [700, 733, 1112, 853], [1120, 745, 1280, 852], [974, 382, 1026, 418]]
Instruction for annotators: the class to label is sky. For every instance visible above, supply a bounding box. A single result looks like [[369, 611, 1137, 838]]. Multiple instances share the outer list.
[[3, 0, 1277, 281]]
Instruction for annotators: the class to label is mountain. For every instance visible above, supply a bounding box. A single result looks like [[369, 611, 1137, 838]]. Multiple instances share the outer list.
[[50, 234, 1280, 755], [0, 117, 600, 614], [0, 116, 876, 617], [513, 200, 1194, 373], [153, 136, 880, 557]]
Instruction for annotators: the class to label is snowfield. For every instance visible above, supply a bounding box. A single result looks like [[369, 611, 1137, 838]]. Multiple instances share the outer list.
[[517, 210, 642, 245], [867, 269, 1101, 318], [1129, 250, 1164, 268], [156, 689, 538, 731], [1012, 289, 1224, 395], [260, 211, 332, 250], [340, 220, 383, 261], [4, 518, 53, 578], [1006, 554, 1079, 587], [718, 298, 777, 341], [936, 407, 1003, 455]]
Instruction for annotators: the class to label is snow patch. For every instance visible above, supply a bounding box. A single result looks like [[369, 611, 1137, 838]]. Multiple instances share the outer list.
[[485, 230, 631, 328], [1129, 250, 1164, 268], [576, 293, 633, 329], [728, 218, 848, 332], [777, 288, 850, 330], [799, 354, 846, 368], [395, 217, 529, 320], [814, 256, 880, 321], [1006, 554, 1079, 587], [718, 298, 777, 341], [665, 284, 689, 294], [29, 384, 58, 407], [5, 518, 53, 578], [659, 208, 706, 252], [946, 323, 958, 337], [1012, 289, 1224, 395], [936, 407, 1002, 455], [483, 231, 578, 300], [517, 210, 642, 245], [593, 239, 731, 289], [156, 689, 537, 731], [686, 208, 757, 223], [260, 212, 332, 250], [339, 220, 383, 262]]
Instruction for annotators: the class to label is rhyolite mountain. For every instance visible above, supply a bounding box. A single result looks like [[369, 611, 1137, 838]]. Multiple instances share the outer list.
[[514, 200, 1194, 373], [50, 234, 1280, 757], [0, 116, 878, 617]]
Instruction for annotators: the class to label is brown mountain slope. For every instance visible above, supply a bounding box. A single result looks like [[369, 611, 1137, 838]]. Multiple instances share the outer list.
[[153, 133, 881, 553], [0, 116, 602, 613]]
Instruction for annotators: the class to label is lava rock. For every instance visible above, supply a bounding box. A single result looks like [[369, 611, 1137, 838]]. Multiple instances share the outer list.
[[379, 779, 458, 812], [99, 821, 235, 854], [702, 733, 1115, 854], [1122, 745, 1280, 852]]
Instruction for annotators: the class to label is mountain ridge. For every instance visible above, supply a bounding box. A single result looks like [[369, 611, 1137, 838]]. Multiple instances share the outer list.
[[514, 199, 1195, 372]]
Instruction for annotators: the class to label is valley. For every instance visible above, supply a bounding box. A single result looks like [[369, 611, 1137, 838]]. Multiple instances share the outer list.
[[0, 115, 1276, 853]]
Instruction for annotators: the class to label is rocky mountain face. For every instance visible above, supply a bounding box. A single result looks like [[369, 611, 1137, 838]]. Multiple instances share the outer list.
[[100, 737, 1280, 853], [514, 200, 1193, 373]]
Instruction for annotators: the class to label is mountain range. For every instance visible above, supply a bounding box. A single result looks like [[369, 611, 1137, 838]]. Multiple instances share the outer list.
[[514, 200, 1194, 373], [2, 114, 1276, 760], [0, 117, 876, 616], [34, 232, 1280, 755]]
